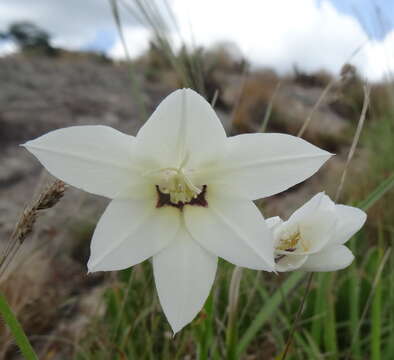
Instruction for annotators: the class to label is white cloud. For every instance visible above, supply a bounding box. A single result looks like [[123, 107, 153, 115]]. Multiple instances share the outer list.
[[108, 0, 394, 81], [1, 0, 393, 81], [0, 0, 138, 50], [361, 30, 394, 80], [108, 26, 152, 59], [0, 40, 17, 56]]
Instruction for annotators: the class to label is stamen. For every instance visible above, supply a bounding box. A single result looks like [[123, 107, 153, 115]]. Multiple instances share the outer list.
[[143, 157, 204, 207], [275, 225, 310, 263], [276, 230, 301, 251], [154, 166, 202, 205], [180, 169, 202, 195]]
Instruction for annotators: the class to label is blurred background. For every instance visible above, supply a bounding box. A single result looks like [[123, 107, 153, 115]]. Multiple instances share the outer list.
[[0, 0, 393, 359]]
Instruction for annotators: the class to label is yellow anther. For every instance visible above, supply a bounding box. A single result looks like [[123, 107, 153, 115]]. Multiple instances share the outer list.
[[157, 167, 201, 204], [277, 230, 301, 251]]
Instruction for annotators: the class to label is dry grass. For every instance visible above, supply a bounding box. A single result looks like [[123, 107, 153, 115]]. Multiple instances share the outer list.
[[231, 71, 280, 133], [0, 180, 66, 280]]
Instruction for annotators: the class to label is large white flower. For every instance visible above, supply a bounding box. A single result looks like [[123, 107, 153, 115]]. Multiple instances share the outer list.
[[268, 192, 367, 272], [23, 88, 331, 332]]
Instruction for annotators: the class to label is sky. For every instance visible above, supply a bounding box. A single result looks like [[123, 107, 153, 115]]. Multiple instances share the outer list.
[[0, 0, 393, 81], [327, 0, 394, 39]]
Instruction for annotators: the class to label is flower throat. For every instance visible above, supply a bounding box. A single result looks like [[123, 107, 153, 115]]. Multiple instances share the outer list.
[[154, 164, 208, 209]]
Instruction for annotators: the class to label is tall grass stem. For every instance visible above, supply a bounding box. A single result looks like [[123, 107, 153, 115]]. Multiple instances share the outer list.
[[0, 292, 38, 360]]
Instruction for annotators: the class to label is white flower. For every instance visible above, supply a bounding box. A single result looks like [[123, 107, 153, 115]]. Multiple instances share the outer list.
[[268, 192, 367, 272], [23, 89, 331, 332]]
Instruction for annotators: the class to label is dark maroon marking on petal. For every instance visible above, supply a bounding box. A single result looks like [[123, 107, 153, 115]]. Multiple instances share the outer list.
[[156, 185, 208, 210], [274, 248, 296, 263]]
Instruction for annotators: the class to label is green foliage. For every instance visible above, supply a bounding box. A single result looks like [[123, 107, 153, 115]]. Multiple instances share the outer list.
[[76, 235, 392, 360], [1, 21, 57, 56]]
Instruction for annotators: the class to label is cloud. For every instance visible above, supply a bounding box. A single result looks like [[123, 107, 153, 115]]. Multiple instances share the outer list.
[[108, 26, 152, 59], [107, 0, 394, 81], [0, 40, 17, 56], [0, 0, 138, 50], [173, 0, 394, 80], [0, 0, 393, 81], [362, 30, 394, 80]]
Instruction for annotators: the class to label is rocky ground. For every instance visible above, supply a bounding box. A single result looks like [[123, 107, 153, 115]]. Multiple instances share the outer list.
[[0, 54, 355, 359]]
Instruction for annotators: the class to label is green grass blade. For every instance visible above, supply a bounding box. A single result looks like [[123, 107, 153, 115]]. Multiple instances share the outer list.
[[386, 231, 394, 359], [311, 273, 325, 346], [0, 292, 38, 360], [358, 173, 394, 211], [195, 293, 215, 360], [348, 237, 362, 359], [323, 274, 338, 360], [257, 282, 320, 359], [371, 224, 383, 360], [237, 271, 305, 357]]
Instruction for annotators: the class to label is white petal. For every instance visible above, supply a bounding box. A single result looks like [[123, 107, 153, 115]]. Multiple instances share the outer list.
[[275, 254, 308, 272], [136, 89, 227, 169], [184, 192, 275, 270], [266, 216, 283, 229], [153, 227, 217, 334], [206, 133, 332, 200], [332, 205, 367, 245], [277, 194, 337, 255], [300, 245, 354, 272], [23, 125, 144, 198], [88, 196, 180, 272], [273, 210, 335, 257], [287, 192, 334, 224], [266, 216, 284, 244], [297, 210, 337, 254]]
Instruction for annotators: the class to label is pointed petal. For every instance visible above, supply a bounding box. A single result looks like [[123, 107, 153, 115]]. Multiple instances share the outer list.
[[332, 205, 367, 245], [23, 125, 144, 198], [153, 227, 217, 334], [136, 89, 227, 168], [266, 216, 283, 229], [278, 193, 336, 255], [88, 196, 180, 272], [266, 216, 284, 244], [296, 210, 337, 254], [184, 191, 275, 270], [300, 245, 354, 272], [207, 133, 332, 200], [276, 254, 308, 272], [287, 192, 334, 224]]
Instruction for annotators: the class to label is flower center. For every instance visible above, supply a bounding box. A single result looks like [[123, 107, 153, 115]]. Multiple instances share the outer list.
[[143, 153, 208, 209], [276, 228, 310, 253], [157, 168, 202, 204]]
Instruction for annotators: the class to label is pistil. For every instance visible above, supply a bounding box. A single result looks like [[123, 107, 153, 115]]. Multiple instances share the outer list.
[[157, 168, 201, 204]]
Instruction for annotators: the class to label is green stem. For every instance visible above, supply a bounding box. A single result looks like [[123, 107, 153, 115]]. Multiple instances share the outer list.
[[324, 274, 338, 360], [348, 238, 361, 359], [226, 267, 243, 360], [0, 292, 38, 360], [371, 223, 383, 360], [196, 293, 214, 360]]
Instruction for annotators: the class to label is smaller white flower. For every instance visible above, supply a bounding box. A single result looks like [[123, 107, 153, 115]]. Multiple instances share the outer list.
[[267, 193, 366, 272]]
